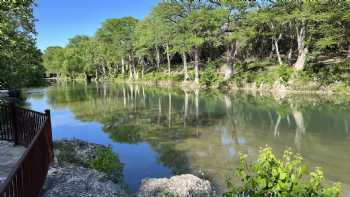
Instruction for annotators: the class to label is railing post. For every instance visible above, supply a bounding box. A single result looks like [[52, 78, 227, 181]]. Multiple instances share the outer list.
[[10, 101, 19, 145], [45, 109, 54, 164]]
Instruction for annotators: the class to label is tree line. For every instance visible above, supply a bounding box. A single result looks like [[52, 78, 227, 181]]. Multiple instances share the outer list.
[[42, 0, 350, 85]]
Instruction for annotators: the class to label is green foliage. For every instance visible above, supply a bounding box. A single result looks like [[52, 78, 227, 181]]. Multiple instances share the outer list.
[[200, 63, 223, 87], [0, 0, 45, 89], [305, 60, 350, 86], [88, 146, 124, 183], [224, 147, 341, 197], [255, 71, 279, 86], [43, 47, 65, 74], [277, 65, 294, 84], [143, 70, 183, 82], [232, 63, 295, 87]]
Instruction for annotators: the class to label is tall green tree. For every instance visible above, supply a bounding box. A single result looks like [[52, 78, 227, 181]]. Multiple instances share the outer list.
[[43, 46, 65, 75], [211, 0, 256, 79], [0, 0, 44, 89], [96, 17, 138, 80], [177, 7, 226, 83]]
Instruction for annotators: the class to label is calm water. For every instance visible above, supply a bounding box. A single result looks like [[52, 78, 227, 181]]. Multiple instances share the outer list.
[[25, 82, 350, 195]]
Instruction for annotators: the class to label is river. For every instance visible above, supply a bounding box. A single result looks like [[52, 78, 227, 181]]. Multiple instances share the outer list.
[[25, 82, 350, 195]]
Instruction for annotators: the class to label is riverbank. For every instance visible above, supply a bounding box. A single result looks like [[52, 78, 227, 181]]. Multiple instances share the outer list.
[[120, 78, 350, 96], [53, 74, 350, 96], [50, 58, 350, 96], [41, 139, 214, 197]]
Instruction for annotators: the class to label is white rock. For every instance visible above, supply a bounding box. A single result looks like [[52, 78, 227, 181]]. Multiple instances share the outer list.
[[138, 174, 213, 197], [41, 166, 128, 197]]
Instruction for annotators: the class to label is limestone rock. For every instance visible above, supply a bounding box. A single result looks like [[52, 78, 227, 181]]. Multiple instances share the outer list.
[[138, 174, 213, 197], [41, 166, 128, 197], [41, 139, 128, 197], [53, 139, 104, 167]]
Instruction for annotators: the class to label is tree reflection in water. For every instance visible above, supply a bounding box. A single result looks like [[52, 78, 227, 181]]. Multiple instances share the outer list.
[[42, 82, 350, 194]]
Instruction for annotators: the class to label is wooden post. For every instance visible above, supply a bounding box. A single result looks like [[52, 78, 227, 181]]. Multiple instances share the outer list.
[[10, 101, 19, 145], [45, 109, 54, 164]]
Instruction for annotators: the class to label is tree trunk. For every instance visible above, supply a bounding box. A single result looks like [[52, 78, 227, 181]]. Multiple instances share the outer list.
[[233, 41, 239, 58], [133, 67, 138, 80], [140, 58, 145, 79], [294, 25, 308, 70], [166, 44, 171, 76], [115, 64, 119, 75], [182, 51, 189, 81], [102, 65, 107, 77], [225, 48, 233, 81], [347, 45, 350, 58], [274, 36, 283, 65], [95, 69, 99, 81], [156, 46, 160, 70], [287, 21, 294, 65], [128, 53, 137, 80], [193, 47, 200, 84], [121, 58, 125, 76], [224, 41, 237, 80], [294, 47, 308, 71], [287, 48, 293, 64]]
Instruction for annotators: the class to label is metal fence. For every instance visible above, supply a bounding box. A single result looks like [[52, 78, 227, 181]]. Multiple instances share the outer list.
[[0, 103, 54, 197]]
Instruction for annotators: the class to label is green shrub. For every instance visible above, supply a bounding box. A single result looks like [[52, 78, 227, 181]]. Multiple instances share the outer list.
[[88, 146, 124, 183], [200, 63, 223, 87], [277, 65, 294, 84], [255, 71, 277, 86], [224, 147, 341, 197], [305, 60, 350, 85]]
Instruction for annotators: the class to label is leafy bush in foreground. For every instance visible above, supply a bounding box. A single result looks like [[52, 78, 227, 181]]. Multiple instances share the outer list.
[[88, 146, 124, 183], [224, 147, 341, 197]]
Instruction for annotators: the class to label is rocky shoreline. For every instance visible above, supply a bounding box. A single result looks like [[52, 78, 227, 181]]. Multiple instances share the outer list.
[[41, 139, 214, 197]]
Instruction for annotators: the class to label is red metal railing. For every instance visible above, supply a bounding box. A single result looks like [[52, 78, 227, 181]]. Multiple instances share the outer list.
[[0, 103, 54, 197]]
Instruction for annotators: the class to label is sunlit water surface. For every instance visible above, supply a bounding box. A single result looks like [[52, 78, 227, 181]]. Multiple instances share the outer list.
[[25, 82, 350, 195]]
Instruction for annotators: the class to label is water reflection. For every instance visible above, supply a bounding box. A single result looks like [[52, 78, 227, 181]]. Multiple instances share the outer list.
[[27, 82, 350, 195]]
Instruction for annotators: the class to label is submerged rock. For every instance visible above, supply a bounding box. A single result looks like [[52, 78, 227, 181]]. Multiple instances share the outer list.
[[41, 166, 128, 197], [138, 174, 213, 197]]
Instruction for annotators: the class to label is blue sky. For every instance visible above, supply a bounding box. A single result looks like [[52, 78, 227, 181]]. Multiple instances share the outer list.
[[34, 0, 159, 51]]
